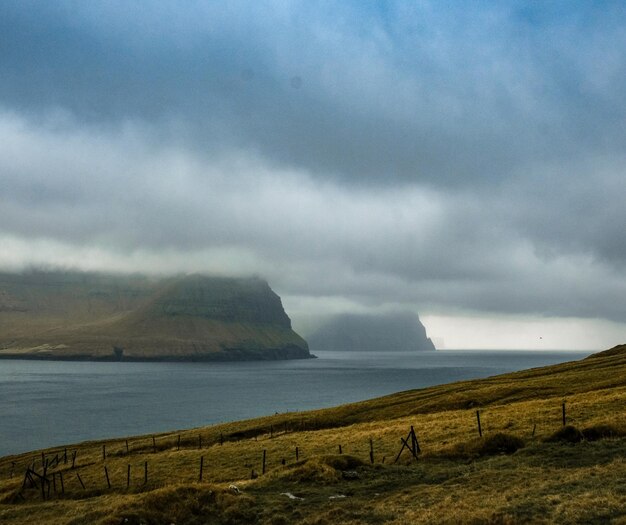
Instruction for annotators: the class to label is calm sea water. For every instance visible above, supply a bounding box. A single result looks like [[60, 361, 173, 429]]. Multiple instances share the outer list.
[[0, 350, 593, 457]]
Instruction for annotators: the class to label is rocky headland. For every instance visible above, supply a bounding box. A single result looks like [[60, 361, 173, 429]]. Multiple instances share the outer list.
[[0, 271, 311, 361], [307, 311, 436, 352]]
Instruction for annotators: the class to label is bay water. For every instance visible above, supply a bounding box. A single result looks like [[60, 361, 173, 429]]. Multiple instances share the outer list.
[[0, 350, 593, 457]]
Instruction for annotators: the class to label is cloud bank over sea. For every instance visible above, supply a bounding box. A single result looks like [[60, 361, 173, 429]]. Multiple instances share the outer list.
[[1, 1, 625, 348]]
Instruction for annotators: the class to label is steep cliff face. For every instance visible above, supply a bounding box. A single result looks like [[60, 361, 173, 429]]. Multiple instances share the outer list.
[[307, 311, 436, 352], [148, 275, 293, 327], [0, 271, 310, 361]]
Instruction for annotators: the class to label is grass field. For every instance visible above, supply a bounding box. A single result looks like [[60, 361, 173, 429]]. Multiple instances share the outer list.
[[1, 345, 625, 524]]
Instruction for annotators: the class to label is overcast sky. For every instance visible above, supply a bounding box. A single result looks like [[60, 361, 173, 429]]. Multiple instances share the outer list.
[[1, 1, 625, 349]]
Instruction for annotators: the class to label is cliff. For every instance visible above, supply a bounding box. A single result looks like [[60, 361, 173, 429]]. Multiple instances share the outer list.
[[307, 311, 436, 352], [0, 271, 311, 361]]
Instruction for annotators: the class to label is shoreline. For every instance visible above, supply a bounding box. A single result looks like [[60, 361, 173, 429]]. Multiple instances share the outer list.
[[0, 347, 316, 363]]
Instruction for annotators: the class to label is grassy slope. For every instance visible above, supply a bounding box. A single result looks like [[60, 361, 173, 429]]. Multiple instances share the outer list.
[[0, 345, 625, 524], [0, 272, 309, 359]]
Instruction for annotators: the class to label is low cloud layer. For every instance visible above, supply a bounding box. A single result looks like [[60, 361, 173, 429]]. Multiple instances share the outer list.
[[1, 2, 625, 347]]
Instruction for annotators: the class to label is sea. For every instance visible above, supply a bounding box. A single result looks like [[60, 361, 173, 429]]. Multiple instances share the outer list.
[[0, 349, 594, 457]]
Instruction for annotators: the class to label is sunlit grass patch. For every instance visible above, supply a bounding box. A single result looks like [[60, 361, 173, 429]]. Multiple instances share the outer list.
[[0, 344, 624, 524]]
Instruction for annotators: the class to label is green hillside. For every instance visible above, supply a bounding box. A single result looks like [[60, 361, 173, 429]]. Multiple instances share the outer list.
[[0, 271, 310, 361], [0, 345, 624, 524]]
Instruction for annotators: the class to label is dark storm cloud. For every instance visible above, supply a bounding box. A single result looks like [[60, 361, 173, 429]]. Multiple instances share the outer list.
[[1, 1, 625, 328], [3, 1, 625, 186]]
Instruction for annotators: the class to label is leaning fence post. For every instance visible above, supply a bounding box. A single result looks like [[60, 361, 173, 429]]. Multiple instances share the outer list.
[[476, 410, 483, 437], [127, 464, 131, 488], [144, 461, 148, 485], [104, 466, 111, 489], [562, 401, 566, 426], [262, 450, 267, 475], [102, 444, 106, 461], [295, 446, 299, 461], [199, 456, 204, 482]]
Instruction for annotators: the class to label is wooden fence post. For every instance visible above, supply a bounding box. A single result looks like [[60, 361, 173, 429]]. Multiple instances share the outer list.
[[476, 410, 483, 437], [262, 450, 266, 475], [295, 446, 299, 461], [127, 464, 131, 488], [144, 461, 148, 485], [104, 466, 111, 489], [369, 439, 374, 464], [102, 444, 106, 461], [199, 456, 204, 482], [562, 402, 566, 426]]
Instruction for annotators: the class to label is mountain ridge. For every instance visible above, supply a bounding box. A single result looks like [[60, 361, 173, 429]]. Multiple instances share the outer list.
[[0, 271, 311, 361]]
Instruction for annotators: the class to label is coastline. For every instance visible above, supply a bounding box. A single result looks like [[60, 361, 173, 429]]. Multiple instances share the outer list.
[[0, 346, 315, 363]]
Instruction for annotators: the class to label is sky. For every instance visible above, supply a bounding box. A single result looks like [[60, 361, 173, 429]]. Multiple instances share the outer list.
[[1, 1, 625, 349]]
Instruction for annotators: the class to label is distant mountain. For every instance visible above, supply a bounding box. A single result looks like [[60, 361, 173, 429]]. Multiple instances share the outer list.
[[0, 271, 311, 361], [307, 311, 436, 352]]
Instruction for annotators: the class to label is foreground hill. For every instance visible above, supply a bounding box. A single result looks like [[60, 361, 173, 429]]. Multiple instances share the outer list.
[[0, 344, 624, 524], [307, 311, 436, 352], [0, 271, 310, 361]]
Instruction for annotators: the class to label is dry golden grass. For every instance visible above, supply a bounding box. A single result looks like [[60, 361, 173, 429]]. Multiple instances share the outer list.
[[0, 345, 625, 524]]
